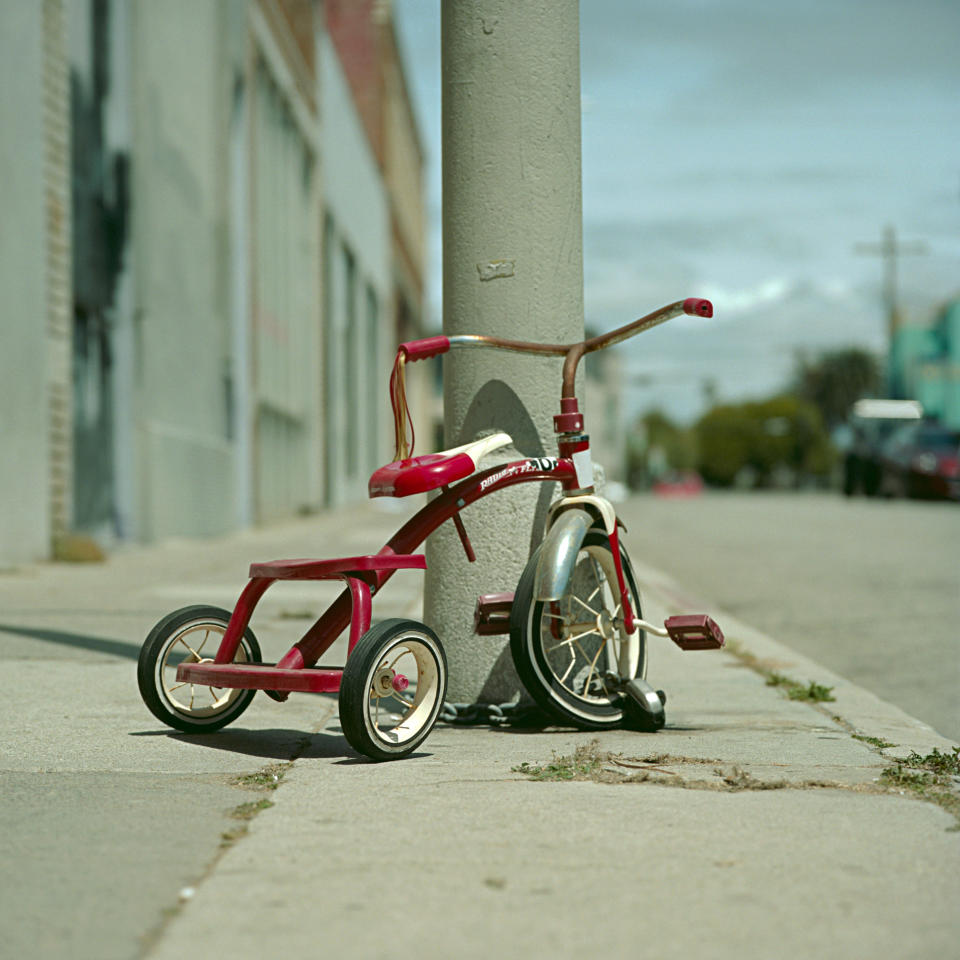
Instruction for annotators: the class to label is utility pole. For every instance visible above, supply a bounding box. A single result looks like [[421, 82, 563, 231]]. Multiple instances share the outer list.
[[855, 224, 928, 346], [424, 0, 584, 703]]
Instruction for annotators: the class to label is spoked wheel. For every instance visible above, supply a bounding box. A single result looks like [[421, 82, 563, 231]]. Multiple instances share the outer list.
[[510, 529, 646, 729], [137, 605, 261, 734], [339, 619, 447, 761]]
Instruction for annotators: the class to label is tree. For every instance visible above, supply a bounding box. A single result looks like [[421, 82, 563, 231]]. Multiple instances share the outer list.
[[695, 395, 833, 488], [793, 348, 881, 429], [626, 409, 696, 488]]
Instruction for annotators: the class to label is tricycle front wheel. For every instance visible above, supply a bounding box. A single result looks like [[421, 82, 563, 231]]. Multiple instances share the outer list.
[[338, 619, 447, 761], [510, 529, 647, 729], [137, 605, 261, 734]]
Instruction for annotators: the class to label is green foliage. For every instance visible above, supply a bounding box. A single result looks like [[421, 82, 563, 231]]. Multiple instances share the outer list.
[[230, 798, 275, 820], [765, 672, 836, 702], [788, 681, 836, 703], [852, 734, 897, 749], [626, 409, 697, 488], [793, 347, 881, 428], [512, 741, 605, 781], [234, 763, 289, 791], [880, 746, 960, 828], [695, 394, 833, 488], [890, 746, 960, 777]]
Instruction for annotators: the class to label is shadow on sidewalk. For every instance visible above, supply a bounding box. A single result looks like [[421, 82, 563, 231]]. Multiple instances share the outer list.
[[127, 726, 361, 761], [0, 623, 140, 660], [128, 725, 439, 764]]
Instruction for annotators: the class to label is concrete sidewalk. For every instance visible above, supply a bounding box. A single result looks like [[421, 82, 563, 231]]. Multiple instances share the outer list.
[[4, 500, 959, 959]]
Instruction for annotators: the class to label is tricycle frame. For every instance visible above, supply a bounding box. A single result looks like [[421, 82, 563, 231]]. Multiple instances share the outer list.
[[180, 454, 582, 694], [142, 296, 725, 756]]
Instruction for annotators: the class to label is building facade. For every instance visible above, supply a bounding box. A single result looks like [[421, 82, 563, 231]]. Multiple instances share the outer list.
[[0, 0, 427, 565], [890, 298, 960, 429]]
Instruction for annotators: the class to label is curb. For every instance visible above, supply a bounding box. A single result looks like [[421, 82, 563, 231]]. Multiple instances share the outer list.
[[631, 556, 957, 758]]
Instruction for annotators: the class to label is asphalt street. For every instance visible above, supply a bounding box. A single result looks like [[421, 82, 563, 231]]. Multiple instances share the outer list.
[[618, 490, 960, 741]]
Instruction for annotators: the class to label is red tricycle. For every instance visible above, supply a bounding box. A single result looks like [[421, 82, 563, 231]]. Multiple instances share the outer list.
[[137, 298, 724, 760]]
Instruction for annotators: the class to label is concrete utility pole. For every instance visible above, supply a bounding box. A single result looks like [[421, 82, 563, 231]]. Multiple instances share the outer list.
[[424, 0, 585, 703]]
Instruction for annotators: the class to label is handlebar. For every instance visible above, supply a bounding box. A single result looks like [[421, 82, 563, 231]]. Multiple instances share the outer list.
[[399, 297, 713, 397], [398, 298, 713, 398], [391, 298, 713, 457], [557, 297, 711, 397]]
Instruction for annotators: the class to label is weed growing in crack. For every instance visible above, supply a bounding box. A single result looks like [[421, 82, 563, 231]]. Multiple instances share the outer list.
[[231, 798, 275, 820], [715, 767, 788, 791], [220, 825, 247, 847], [514, 743, 791, 791], [895, 746, 960, 777], [765, 672, 835, 702], [235, 762, 290, 791], [790, 681, 835, 703], [725, 643, 836, 703], [881, 746, 960, 830], [512, 741, 605, 781], [853, 734, 897, 749]]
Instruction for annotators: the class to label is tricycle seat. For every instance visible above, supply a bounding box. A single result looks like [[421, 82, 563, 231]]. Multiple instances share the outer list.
[[368, 432, 513, 498]]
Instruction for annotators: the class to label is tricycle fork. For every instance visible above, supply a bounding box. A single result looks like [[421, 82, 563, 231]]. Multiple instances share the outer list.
[[534, 502, 638, 634], [213, 577, 274, 664]]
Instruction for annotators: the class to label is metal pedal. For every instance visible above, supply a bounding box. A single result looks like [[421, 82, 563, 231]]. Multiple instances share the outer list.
[[665, 614, 725, 650], [473, 592, 514, 636]]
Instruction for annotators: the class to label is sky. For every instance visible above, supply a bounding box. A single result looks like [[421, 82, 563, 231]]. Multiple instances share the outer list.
[[393, 0, 960, 422]]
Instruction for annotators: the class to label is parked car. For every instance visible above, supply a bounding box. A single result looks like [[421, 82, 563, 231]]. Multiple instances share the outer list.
[[842, 399, 923, 497], [877, 420, 960, 501]]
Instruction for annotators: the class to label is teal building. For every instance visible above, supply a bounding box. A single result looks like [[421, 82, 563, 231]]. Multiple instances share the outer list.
[[889, 299, 960, 429]]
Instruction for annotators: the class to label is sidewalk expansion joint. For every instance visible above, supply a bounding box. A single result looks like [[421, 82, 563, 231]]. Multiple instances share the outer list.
[[511, 740, 960, 831], [139, 719, 326, 957]]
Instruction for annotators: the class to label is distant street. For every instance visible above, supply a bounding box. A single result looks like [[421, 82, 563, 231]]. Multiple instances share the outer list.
[[619, 491, 960, 742]]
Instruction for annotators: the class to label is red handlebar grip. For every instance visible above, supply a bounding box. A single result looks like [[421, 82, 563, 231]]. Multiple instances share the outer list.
[[399, 336, 451, 361], [683, 298, 713, 318]]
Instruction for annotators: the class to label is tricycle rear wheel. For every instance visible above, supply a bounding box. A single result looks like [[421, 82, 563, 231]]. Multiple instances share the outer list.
[[137, 605, 261, 734]]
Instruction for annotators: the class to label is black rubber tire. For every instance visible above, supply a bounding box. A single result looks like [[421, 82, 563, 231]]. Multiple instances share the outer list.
[[339, 619, 447, 761], [510, 528, 647, 730], [137, 605, 261, 734]]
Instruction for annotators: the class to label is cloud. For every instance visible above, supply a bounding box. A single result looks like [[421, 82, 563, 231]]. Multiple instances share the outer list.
[[616, 276, 889, 423], [700, 278, 794, 316]]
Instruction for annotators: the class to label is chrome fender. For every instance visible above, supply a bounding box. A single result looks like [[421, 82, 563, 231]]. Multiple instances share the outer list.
[[534, 507, 594, 602], [545, 494, 617, 536]]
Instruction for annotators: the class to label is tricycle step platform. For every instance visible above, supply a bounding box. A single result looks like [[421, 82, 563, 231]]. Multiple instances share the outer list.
[[248, 553, 426, 580], [177, 661, 344, 693]]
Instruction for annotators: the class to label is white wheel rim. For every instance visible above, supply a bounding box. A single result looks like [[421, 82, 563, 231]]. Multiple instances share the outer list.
[[362, 635, 442, 749], [534, 544, 641, 711], [156, 621, 250, 719]]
